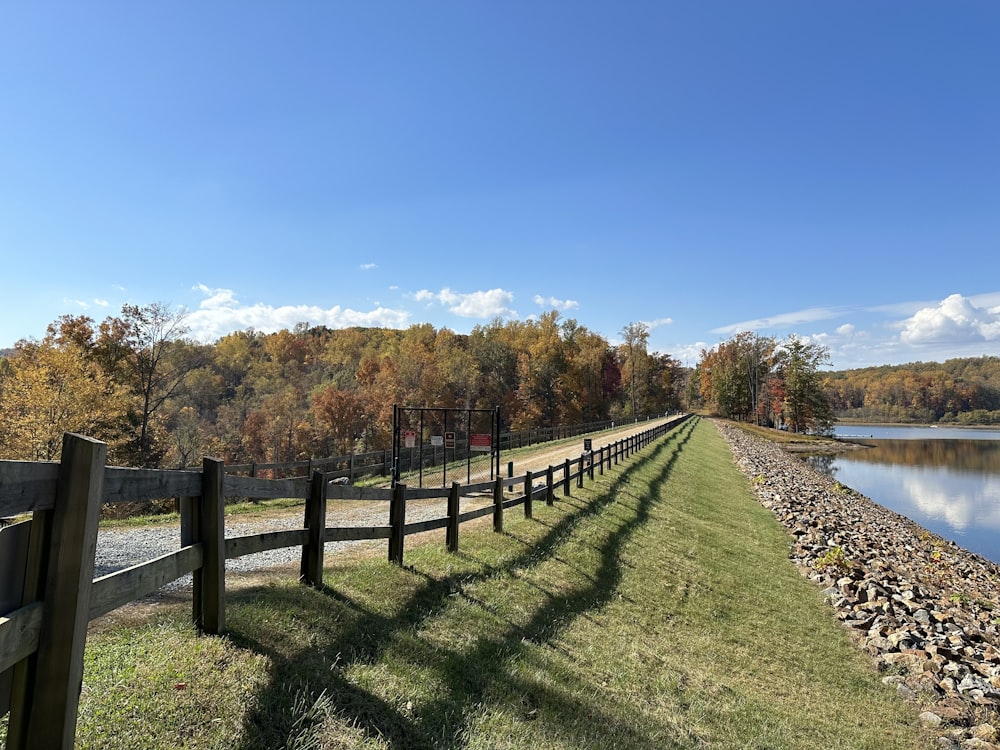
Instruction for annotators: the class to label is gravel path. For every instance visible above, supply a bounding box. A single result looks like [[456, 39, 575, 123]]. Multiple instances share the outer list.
[[94, 418, 678, 591], [94, 498, 479, 591]]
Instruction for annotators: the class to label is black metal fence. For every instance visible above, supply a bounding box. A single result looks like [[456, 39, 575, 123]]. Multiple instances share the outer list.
[[226, 412, 666, 484]]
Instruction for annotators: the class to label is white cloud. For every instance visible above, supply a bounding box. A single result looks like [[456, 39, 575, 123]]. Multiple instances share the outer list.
[[193, 284, 238, 310], [187, 286, 410, 342], [65, 298, 92, 309], [900, 293, 1000, 345], [688, 292, 1000, 370], [643, 317, 673, 330], [533, 294, 579, 311], [412, 287, 516, 318], [712, 306, 844, 335], [360, 263, 378, 271], [664, 341, 708, 367]]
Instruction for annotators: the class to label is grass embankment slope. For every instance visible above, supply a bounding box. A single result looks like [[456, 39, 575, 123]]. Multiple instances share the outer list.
[[70, 418, 929, 749]]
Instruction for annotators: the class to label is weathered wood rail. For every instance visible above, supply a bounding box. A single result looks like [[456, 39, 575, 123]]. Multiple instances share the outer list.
[[0, 414, 690, 749]]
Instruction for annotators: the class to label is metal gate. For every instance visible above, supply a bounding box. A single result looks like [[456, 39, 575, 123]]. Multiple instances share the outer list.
[[391, 405, 500, 488]]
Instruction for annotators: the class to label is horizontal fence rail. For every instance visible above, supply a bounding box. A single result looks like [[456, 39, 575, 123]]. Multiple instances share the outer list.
[[223, 413, 668, 482], [0, 414, 692, 750]]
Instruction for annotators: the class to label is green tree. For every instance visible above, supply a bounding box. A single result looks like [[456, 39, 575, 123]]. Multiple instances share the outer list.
[[697, 332, 775, 422], [778, 335, 833, 433]]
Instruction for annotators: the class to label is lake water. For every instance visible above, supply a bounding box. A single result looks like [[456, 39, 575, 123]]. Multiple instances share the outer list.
[[809, 425, 1000, 564]]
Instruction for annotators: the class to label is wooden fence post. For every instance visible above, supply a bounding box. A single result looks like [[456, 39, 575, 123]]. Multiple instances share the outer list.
[[446, 482, 460, 553], [524, 470, 533, 519], [493, 476, 504, 533], [577, 455, 585, 488], [588, 452, 595, 481], [300, 471, 327, 588], [15, 433, 106, 750], [4, 513, 49, 750], [195, 458, 225, 635], [546, 465, 554, 506], [598, 446, 605, 476], [388, 483, 406, 565]]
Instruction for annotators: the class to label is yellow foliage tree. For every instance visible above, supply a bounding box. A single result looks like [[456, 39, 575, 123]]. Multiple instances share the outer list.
[[0, 337, 129, 461]]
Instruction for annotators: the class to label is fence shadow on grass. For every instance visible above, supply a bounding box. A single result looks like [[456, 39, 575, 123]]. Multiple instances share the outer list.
[[229, 419, 698, 749]]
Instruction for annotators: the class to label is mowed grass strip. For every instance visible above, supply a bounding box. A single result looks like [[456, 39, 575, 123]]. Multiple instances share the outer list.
[[58, 418, 931, 749]]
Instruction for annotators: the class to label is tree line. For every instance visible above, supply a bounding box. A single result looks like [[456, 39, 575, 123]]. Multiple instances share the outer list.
[[692, 333, 1000, 429], [691, 332, 834, 433], [0, 304, 686, 468], [822, 356, 1000, 425]]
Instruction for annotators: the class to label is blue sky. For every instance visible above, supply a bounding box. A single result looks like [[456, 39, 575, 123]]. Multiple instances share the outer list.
[[2, 2, 998, 370]]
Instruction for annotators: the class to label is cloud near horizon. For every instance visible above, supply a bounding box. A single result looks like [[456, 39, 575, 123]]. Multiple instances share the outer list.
[[711, 306, 846, 335], [696, 292, 1000, 370], [187, 285, 410, 341], [899, 293, 1000, 344]]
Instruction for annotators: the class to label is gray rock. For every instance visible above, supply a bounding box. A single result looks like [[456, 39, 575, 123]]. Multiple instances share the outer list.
[[920, 711, 944, 727]]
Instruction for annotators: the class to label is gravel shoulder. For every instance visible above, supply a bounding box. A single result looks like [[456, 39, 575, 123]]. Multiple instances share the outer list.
[[95, 418, 676, 592]]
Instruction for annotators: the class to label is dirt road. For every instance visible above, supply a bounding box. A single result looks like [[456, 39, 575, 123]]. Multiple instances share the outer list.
[[505, 416, 679, 477]]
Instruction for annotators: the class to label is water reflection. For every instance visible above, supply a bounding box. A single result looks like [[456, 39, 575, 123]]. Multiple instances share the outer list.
[[808, 432, 1000, 564], [840, 439, 1000, 473]]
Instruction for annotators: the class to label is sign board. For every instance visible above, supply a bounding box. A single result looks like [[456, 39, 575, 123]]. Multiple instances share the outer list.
[[0, 520, 31, 715], [404, 430, 417, 449], [445, 431, 456, 449], [430, 435, 444, 447], [470, 433, 492, 452], [584, 438, 592, 452]]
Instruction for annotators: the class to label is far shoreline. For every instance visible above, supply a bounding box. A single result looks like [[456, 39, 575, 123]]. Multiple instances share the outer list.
[[835, 418, 1000, 430]]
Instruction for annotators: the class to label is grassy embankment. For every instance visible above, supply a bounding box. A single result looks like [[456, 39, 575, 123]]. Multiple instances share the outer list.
[[12, 417, 932, 749]]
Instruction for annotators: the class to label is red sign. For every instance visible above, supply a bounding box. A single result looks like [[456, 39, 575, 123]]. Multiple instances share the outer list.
[[470, 433, 492, 452], [403, 430, 417, 448]]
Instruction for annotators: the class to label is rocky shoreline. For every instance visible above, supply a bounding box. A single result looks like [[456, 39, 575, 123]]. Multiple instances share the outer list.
[[715, 420, 1000, 750]]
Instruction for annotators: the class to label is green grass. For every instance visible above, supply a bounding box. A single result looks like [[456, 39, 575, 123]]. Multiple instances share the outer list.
[[48, 418, 931, 748]]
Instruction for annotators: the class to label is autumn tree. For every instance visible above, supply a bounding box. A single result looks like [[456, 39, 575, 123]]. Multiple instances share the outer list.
[[514, 312, 568, 428], [311, 385, 369, 455], [0, 321, 129, 460], [619, 322, 650, 416], [93, 303, 196, 466], [649, 352, 685, 414], [775, 335, 833, 433], [561, 319, 616, 422], [697, 332, 775, 422], [468, 319, 520, 418]]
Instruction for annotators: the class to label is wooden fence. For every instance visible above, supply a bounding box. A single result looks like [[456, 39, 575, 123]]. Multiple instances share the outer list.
[[0, 414, 690, 749], [225, 412, 666, 481]]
